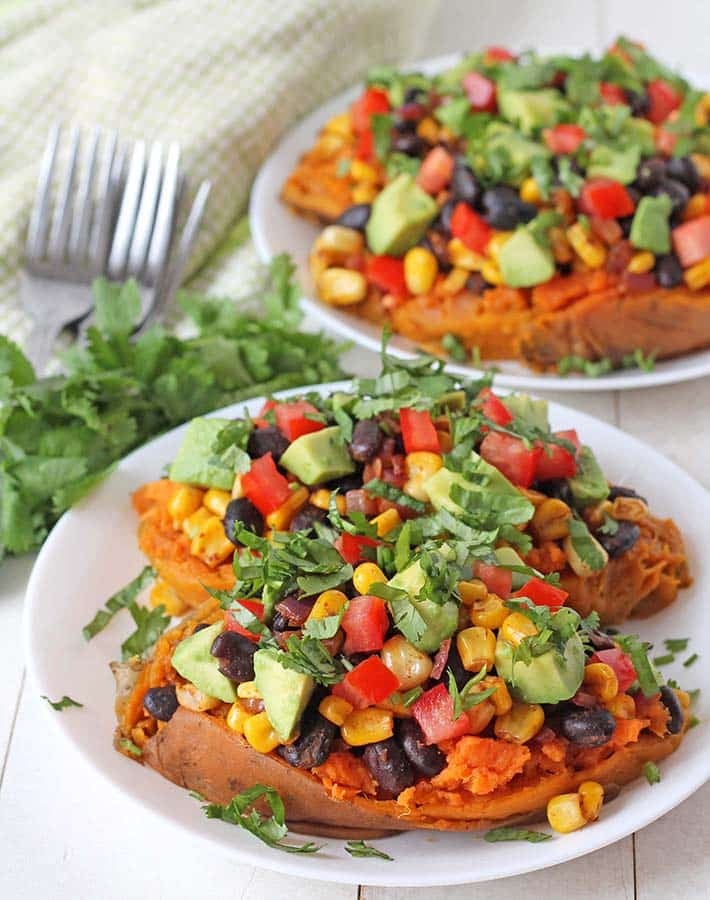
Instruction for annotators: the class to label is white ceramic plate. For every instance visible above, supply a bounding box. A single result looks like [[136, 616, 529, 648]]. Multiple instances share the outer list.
[[24, 382, 709, 886], [249, 54, 710, 392]]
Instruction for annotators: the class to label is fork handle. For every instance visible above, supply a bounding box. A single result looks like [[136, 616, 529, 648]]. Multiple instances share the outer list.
[[23, 319, 65, 376]]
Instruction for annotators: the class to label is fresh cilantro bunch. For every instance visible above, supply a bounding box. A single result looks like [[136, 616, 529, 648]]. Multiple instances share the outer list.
[[0, 255, 345, 560]]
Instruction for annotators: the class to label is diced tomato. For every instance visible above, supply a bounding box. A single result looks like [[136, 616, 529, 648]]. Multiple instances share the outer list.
[[476, 387, 514, 427], [242, 453, 292, 516], [351, 86, 390, 133], [399, 407, 440, 454], [462, 71, 497, 112], [513, 576, 568, 610], [450, 201, 493, 253], [646, 79, 683, 125], [416, 146, 454, 195], [366, 255, 408, 296], [655, 126, 678, 156], [332, 655, 400, 709], [485, 46, 515, 63], [534, 429, 580, 481], [579, 178, 635, 220], [672, 215, 710, 267], [341, 595, 390, 656], [224, 600, 265, 644], [543, 124, 586, 155], [355, 127, 374, 161], [411, 683, 470, 745], [599, 82, 627, 106], [473, 562, 512, 599], [590, 648, 637, 693], [479, 431, 543, 488], [334, 532, 380, 565], [267, 400, 324, 442], [253, 399, 276, 429]]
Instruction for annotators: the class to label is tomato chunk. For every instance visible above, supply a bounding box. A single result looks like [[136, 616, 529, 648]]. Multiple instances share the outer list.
[[333, 655, 400, 709], [224, 600, 265, 644], [672, 215, 710, 268], [590, 648, 637, 693], [334, 532, 380, 565], [341, 595, 390, 656], [473, 562, 512, 599], [477, 387, 514, 427], [355, 127, 374, 161], [485, 46, 515, 63], [599, 82, 627, 105], [579, 178, 635, 220], [416, 146, 455, 195], [242, 453, 292, 515], [253, 399, 276, 429], [267, 400, 325, 442], [543, 124, 586, 155], [411, 683, 470, 745], [462, 71, 497, 112], [535, 429, 580, 481], [450, 202, 493, 253], [513, 576, 568, 610], [399, 407, 440, 454], [479, 431, 543, 488], [351, 86, 390, 133], [366, 255, 408, 296], [646, 79, 683, 125]]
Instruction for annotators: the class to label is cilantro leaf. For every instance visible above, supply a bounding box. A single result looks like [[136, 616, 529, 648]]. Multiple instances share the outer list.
[[447, 666, 496, 719], [121, 603, 171, 660], [643, 761, 661, 785], [118, 738, 143, 757], [363, 478, 426, 513], [41, 695, 83, 711], [484, 826, 552, 843], [82, 567, 157, 640], [345, 840, 394, 860], [280, 634, 345, 685]]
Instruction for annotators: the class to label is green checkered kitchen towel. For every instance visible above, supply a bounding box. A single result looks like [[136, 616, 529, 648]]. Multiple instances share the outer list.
[[0, 0, 437, 344]]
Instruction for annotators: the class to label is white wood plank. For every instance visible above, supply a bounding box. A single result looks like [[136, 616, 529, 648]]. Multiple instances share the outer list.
[[531, 389, 616, 425], [0, 555, 33, 778]]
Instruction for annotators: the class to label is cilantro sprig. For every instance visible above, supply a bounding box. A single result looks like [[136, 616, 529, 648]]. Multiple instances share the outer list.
[[447, 666, 496, 719], [345, 840, 394, 861], [82, 566, 157, 640], [41, 695, 83, 711]]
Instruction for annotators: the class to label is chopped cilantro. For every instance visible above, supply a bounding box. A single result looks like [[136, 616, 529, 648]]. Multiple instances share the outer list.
[[118, 738, 143, 757], [345, 840, 393, 861], [447, 666, 496, 719], [41, 695, 83, 711], [643, 761, 661, 785], [442, 332, 469, 362], [683, 653, 699, 668], [121, 602, 170, 661], [280, 634, 345, 685], [652, 653, 675, 667], [363, 478, 427, 513], [664, 638, 689, 653], [82, 566, 156, 640], [484, 826, 552, 843], [598, 514, 619, 536]]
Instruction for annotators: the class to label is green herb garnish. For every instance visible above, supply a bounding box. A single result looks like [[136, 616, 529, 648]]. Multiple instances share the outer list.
[[683, 653, 699, 668], [41, 695, 83, 711], [664, 638, 689, 653], [484, 826, 552, 843], [345, 840, 394, 861], [118, 738, 143, 757], [652, 653, 675, 667], [447, 666, 496, 719], [643, 761, 661, 785], [82, 566, 156, 640], [120, 603, 170, 661]]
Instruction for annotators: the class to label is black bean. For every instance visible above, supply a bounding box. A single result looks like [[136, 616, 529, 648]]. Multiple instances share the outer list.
[[655, 253, 684, 288], [482, 187, 537, 229], [336, 204, 371, 232], [392, 116, 417, 135], [596, 520, 641, 558], [391, 133, 426, 156], [608, 485, 647, 504], [247, 424, 289, 460], [271, 611, 289, 632], [363, 738, 415, 797], [666, 156, 700, 193], [349, 418, 383, 462], [619, 214, 634, 238], [535, 477, 575, 506], [193, 623, 210, 633], [652, 178, 690, 219], [290, 504, 327, 533], [465, 272, 487, 295], [452, 162, 481, 206], [659, 685, 684, 735], [223, 497, 264, 541], [625, 89, 650, 117], [143, 685, 178, 722], [559, 708, 616, 747], [421, 231, 451, 270], [397, 719, 446, 776], [437, 643, 468, 689], [210, 630, 256, 683], [585, 629, 617, 652], [327, 472, 363, 494], [404, 86, 427, 104], [278, 714, 336, 768], [635, 157, 666, 192], [437, 198, 456, 233]]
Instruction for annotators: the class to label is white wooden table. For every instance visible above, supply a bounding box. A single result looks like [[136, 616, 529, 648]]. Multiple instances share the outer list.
[[0, 338, 708, 898]]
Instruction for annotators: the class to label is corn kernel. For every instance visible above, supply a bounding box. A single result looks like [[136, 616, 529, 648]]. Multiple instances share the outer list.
[[583, 662, 619, 702], [317, 267, 368, 306], [549, 226, 574, 264], [243, 711, 281, 754], [458, 579, 488, 607], [676, 688, 691, 710], [694, 94, 710, 128], [381, 635, 433, 690], [690, 152, 710, 180], [683, 193, 708, 221], [456, 626, 496, 672], [499, 612, 538, 646], [487, 231, 513, 261], [371, 508, 401, 536], [684, 257, 710, 290], [236, 680, 261, 700], [341, 708, 394, 746], [308, 589, 349, 620], [547, 792, 587, 833], [531, 497, 571, 542], [567, 222, 607, 269], [226, 701, 253, 735], [314, 132, 346, 159], [309, 488, 342, 512], [520, 177, 543, 205], [351, 183, 377, 204], [627, 250, 655, 274], [440, 266, 470, 295], [481, 259, 503, 285], [175, 682, 220, 712], [404, 450, 443, 501], [578, 781, 604, 822], [190, 516, 234, 567], [416, 116, 439, 142], [495, 702, 545, 743], [482, 675, 513, 716], [149, 579, 186, 617], [350, 158, 379, 184], [203, 488, 232, 518], [324, 112, 353, 138], [266, 485, 309, 531], [168, 485, 204, 530], [319, 695, 353, 727], [466, 698, 496, 734], [470, 593, 509, 630], [604, 693, 636, 719], [353, 562, 387, 595], [404, 246, 439, 294], [447, 237, 487, 271], [182, 506, 213, 539]]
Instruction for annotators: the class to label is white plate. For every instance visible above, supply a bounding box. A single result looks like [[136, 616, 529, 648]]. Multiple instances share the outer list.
[[249, 54, 710, 392], [24, 382, 710, 886]]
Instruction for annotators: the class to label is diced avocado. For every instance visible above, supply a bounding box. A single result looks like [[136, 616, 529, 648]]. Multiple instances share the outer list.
[[498, 229, 555, 288], [279, 426, 355, 485], [388, 560, 458, 653], [502, 394, 549, 432], [497, 89, 571, 134], [620, 117, 655, 156], [587, 144, 641, 185], [630, 195, 672, 254], [494, 546, 528, 589], [171, 621, 237, 703], [568, 446, 609, 507], [436, 390, 467, 411], [485, 123, 549, 179], [495, 632, 585, 704], [168, 417, 234, 489], [253, 647, 314, 742], [365, 173, 438, 256], [564, 517, 609, 577]]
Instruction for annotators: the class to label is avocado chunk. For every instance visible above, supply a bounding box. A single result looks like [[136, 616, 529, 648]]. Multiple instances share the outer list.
[[168, 417, 234, 490], [586, 144, 641, 185], [630, 194, 672, 254], [388, 560, 458, 653], [497, 89, 571, 134], [621, 117, 655, 156], [171, 621, 237, 703], [253, 647, 314, 742], [564, 517, 609, 576], [495, 632, 585, 703], [365, 173, 438, 257], [498, 229, 555, 288], [484, 123, 549, 180], [279, 426, 355, 485], [568, 445, 609, 506], [502, 394, 549, 432]]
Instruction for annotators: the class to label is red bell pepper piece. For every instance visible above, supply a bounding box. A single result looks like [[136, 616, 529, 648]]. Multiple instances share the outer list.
[[534, 429, 580, 481], [366, 255, 408, 297], [672, 215, 710, 268], [416, 146, 455, 195], [599, 82, 627, 105], [224, 600, 265, 644], [266, 400, 325, 442], [411, 683, 470, 745], [462, 71, 497, 112], [590, 648, 637, 693], [351, 86, 390, 133], [579, 178, 635, 219], [355, 127, 374, 161], [332, 655, 400, 709], [334, 532, 380, 565], [450, 201, 493, 253], [399, 407, 440, 454], [473, 562, 512, 599], [341, 595, 390, 656], [479, 431, 543, 488], [485, 46, 515, 63], [242, 453, 292, 515], [543, 124, 586, 155], [513, 576, 568, 610], [646, 79, 683, 125], [477, 387, 514, 427]]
